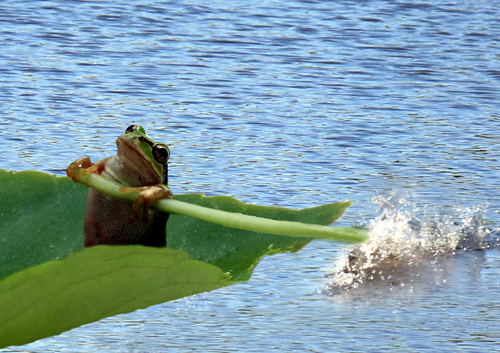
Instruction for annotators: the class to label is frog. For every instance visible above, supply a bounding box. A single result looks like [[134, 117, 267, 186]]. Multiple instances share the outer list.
[[66, 125, 173, 248]]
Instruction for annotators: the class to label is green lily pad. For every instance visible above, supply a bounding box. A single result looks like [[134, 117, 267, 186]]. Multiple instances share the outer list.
[[0, 245, 232, 348], [0, 170, 86, 281], [0, 169, 356, 348], [167, 193, 352, 281]]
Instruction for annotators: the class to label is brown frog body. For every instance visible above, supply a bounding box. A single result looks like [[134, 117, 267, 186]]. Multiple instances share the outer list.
[[66, 125, 173, 247]]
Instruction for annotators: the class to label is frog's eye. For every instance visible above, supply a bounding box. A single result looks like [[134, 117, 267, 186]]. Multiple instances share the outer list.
[[125, 125, 140, 134], [153, 143, 170, 164]]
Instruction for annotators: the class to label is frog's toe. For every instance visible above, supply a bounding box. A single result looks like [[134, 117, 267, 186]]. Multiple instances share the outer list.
[[141, 200, 151, 223], [66, 156, 93, 182], [127, 204, 139, 224]]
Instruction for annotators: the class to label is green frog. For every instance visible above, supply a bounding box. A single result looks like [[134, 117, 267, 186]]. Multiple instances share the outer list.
[[66, 125, 173, 247]]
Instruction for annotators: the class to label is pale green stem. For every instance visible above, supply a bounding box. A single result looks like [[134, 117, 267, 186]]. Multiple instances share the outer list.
[[74, 169, 368, 243]]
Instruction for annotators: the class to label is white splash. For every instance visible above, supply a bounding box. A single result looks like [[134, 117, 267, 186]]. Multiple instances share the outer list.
[[327, 191, 495, 291]]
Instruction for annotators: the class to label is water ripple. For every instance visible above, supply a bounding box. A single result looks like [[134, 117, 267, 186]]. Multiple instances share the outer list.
[[2, 0, 500, 351]]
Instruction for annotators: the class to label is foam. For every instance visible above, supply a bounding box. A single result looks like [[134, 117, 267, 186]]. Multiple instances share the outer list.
[[326, 191, 496, 292]]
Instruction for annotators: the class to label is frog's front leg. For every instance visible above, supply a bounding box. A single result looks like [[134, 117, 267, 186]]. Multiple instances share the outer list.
[[120, 185, 173, 223], [66, 156, 111, 182]]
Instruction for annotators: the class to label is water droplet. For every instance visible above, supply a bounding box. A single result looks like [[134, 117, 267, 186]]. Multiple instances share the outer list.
[[326, 191, 491, 292]]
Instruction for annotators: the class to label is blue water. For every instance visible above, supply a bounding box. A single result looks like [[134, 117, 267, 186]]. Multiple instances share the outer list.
[[1, 0, 500, 351]]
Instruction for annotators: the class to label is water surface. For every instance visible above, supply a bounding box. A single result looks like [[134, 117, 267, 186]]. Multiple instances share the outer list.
[[1, 0, 500, 351]]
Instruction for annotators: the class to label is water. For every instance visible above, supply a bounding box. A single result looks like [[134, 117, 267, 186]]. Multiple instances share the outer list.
[[329, 191, 496, 292], [1, 0, 500, 351]]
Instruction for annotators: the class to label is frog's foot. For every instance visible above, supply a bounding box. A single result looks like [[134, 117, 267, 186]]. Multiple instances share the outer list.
[[66, 156, 110, 182], [66, 156, 93, 182], [120, 185, 173, 223]]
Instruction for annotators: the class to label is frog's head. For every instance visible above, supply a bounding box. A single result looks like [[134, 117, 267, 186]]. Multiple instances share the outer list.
[[116, 125, 170, 184]]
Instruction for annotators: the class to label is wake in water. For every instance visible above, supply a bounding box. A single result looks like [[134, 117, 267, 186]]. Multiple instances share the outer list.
[[326, 191, 498, 292]]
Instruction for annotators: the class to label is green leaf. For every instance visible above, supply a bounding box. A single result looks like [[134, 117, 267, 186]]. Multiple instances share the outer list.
[[0, 246, 232, 348], [0, 170, 86, 281], [168, 193, 353, 281], [0, 169, 359, 347]]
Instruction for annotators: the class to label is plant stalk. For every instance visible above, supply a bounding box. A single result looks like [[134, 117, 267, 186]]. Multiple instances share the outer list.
[[73, 168, 368, 243]]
